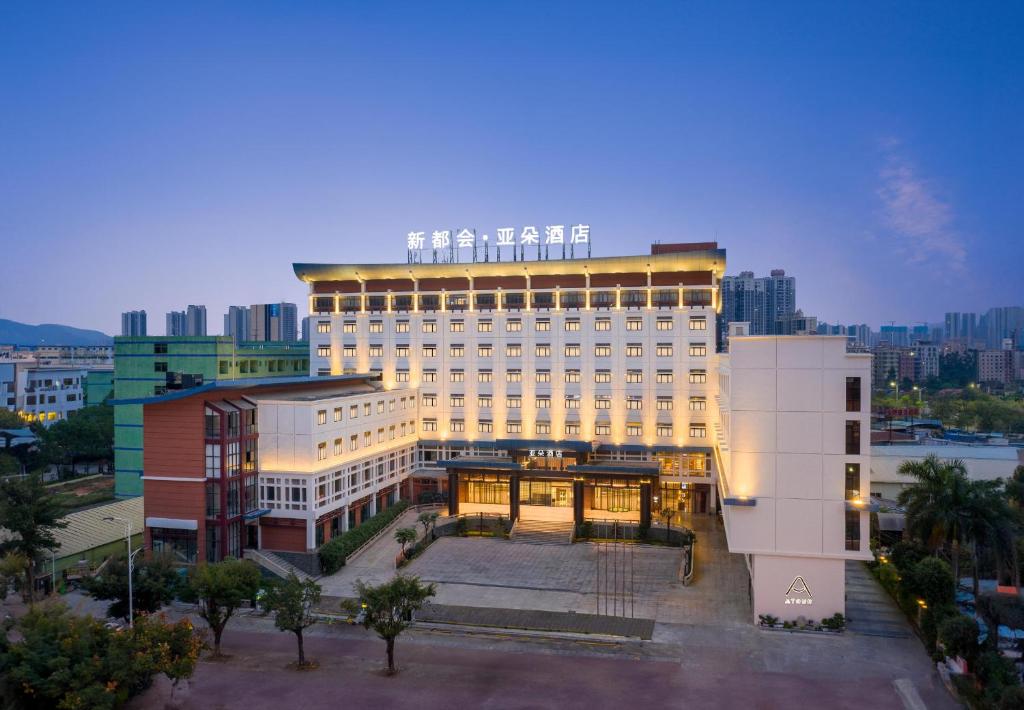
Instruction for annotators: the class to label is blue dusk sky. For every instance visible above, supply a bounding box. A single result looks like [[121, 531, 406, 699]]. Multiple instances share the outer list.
[[1, 2, 1021, 335]]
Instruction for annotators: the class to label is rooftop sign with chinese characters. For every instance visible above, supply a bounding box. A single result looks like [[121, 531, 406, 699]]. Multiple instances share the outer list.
[[406, 224, 591, 264]]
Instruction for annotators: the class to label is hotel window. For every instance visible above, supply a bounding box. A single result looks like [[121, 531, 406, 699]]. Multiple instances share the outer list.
[[450, 395, 464, 408], [334, 438, 343, 455], [422, 419, 437, 432], [343, 321, 357, 333], [479, 420, 493, 433], [317, 410, 327, 425], [689, 343, 707, 357], [656, 370, 673, 384], [450, 370, 465, 383], [656, 397, 674, 411], [450, 345, 464, 357], [364, 402, 371, 416], [626, 344, 643, 357], [350, 404, 359, 418], [657, 424, 673, 437], [317, 442, 327, 461], [478, 320, 493, 332], [506, 319, 522, 332], [363, 431, 372, 446], [343, 346, 357, 357], [688, 370, 707, 384], [506, 396, 522, 409], [595, 424, 611, 435], [536, 396, 551, 409], [846, 511, 861, 551], [627, 370, 644, 384], [478, 344, 493, 357], [369, 321, 383, 333], [478, 395, 492, 408], [689, 396, 706, 411], [506, 344, 522, 357], [565, 344, 581, 357], [478, 370, 493, 383], [565, 423, 581, 435], [423, 369, 437, 382], [334, 407, 343, 422], [536, 319, 551, 332], [423, 320, 437, 333], [205, 444, 221, 478], [594, 370, 611, 383], [565, 319, 580, 331], [450, 320, 465, 332], [395, 345, 410, 357], [536, 422, 551, 435], [656, 343, 673, 357], [595, 397, 611, 409], [506, 370, 522, 383], [627, 424, 642, 437], [594, 344, 611, 357], [846, 377, 862, 412], [689, 316, 707, 331], [317, 321, 331, 334], [536, 344, 551, 357], [595, 318, 611, 331], [845, 420, 861, 455], [626, 397, 642, 410], [423, 345, 437, 357], [626, 318, 643, 331], [565, 396, 580, 409], [845, 463, 861, 500], [389, 424, 396, 439], [689, 424, 707, 438], [565, 369, 581, 383], [396, 320, 410, 333], [400, 422, 407, 436], [422, 394, 437, 407], [506, 421, 523, 434], [535, 370, 551, 383], [349, 434, 358, 451], [450, 420, 465, 433], [656, 318, 674, 331]]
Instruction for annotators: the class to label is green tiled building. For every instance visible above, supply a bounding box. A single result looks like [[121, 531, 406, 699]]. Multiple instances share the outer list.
[[114, 336, 309, 497], [83, 369, 114, 405]]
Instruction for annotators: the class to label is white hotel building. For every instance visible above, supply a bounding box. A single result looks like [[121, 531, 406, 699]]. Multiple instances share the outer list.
[[294, 242, 873, 620]]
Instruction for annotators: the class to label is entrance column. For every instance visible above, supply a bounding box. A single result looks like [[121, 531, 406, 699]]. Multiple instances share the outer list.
[[640, 478, 652, 529], [509, 474, 520, 522], [572, 477, 584, 525], [448, 470, 459, 516]]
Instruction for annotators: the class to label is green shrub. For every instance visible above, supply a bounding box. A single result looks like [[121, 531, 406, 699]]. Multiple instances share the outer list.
[[577, 521, 593, 540], [758, 614, 779, 626], [938, 614, 981, 666], [976, 650, 1020, 696], [821, 613, 846, 631], [920, 604, 958, 651], [904, 557, 955, 608], [889, 540, 930, 573], [318, 501, 410, 574], [455, 517, 468, 536], [877, 562, 901, 595]]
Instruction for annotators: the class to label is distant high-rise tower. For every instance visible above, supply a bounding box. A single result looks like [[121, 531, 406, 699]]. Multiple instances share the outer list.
[[719, 269, 797, 337], [223, 306, 250, 343], [944, 312, 978, 345], [186, 305, 207, 336], [121, 310, 147, 336], [166, 310, 187, 336], [247, 303, 298, 342]]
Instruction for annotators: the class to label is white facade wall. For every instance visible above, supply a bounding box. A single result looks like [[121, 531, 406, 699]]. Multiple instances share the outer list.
[[716, 336, 872, 621], [0, 362, 88, 425], [308, 306, 717, 449]]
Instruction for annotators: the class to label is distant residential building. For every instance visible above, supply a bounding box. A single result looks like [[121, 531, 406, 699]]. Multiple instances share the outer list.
[[871, 346, 914, 389], [981, 306, 1024, 349], [166, 310, 186, 336], [121, 310, 147, 336], [944, 312, 978, 346], [300, 315, 310, 342], [911, 342, 940, 381], [719, 269, 797, 338], [167, 305, 207, 336], [248, 302, 298, 342], [978, 348, 1016, 385], [775, 309, 817, 335], [0, 358, 110, 425], [223, 305, 251, 343], [878, 325, 910, 348]]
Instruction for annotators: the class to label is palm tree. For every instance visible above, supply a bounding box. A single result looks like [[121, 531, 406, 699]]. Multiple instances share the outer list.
[[960, 478, 1013, 599], [897, 456, 971, 593]]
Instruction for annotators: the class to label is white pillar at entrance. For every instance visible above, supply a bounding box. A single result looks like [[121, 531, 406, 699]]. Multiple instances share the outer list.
[[341, 505, 350, 533], [369, 495, 377, 517], [708, 480, 717, 514]]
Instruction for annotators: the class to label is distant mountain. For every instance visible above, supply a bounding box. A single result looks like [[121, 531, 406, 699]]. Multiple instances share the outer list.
[[0, 319, 112, 346]]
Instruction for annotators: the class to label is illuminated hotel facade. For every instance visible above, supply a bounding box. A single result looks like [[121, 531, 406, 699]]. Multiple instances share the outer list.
[[133, 240, 871, 622]]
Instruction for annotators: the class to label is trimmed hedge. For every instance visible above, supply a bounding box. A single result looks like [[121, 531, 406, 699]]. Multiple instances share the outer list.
[[318, 500, 410, 574]]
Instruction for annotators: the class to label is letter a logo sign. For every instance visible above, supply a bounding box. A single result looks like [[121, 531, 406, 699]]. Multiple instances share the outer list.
[[785, 576, 813, 605]]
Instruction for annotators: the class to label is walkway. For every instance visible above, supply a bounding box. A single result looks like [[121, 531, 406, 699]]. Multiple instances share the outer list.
[[845, 560, 912, 638]]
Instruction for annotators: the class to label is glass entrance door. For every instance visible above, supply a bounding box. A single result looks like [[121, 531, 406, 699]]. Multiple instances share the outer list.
[[521, 479, 573, 507]]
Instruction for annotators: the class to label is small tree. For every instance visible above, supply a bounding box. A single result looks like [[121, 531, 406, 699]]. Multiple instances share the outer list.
[[938, 615, 981, 668], [264, 574, 321, 668], [395, 527, 417, 557], [0, 474, 67, 604], [659, 506, 674, 539], [83, 551, 180, 621], [346, 575, 436, 675], [417, 511, 439, 540], [181, 558, 261, 657], [0, 551, 27, 601]]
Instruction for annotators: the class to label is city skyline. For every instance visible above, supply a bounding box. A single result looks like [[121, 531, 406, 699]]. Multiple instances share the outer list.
[[2, 3, 1022, 334]]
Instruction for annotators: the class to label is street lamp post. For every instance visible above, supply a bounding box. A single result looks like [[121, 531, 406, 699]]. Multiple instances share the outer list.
[[103, 515, 141, 628]]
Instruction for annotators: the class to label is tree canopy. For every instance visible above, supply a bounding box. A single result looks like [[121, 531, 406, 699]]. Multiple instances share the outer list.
[[180, 558, 261, 656], [346, 575, 436, 674], [0, 474, 67, 603], [263, 573, 321, 667], [83, 552, 181, 621]]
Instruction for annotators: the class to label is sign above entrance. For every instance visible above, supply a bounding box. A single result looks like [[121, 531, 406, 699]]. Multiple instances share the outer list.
[[528, 449, 564, 459], [406, 224, 592, 264]]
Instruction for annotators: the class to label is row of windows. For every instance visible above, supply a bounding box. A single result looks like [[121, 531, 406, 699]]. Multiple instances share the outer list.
[[323, 315, 709, 334], [422, 394, 706, 410], [423, 419, 706, 438], [316, 421, 417, 460], [315, 395, 416, 425], [402, 368, 707, 384], [323, 342, 708, 359], [313, 448, 414, 509]]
